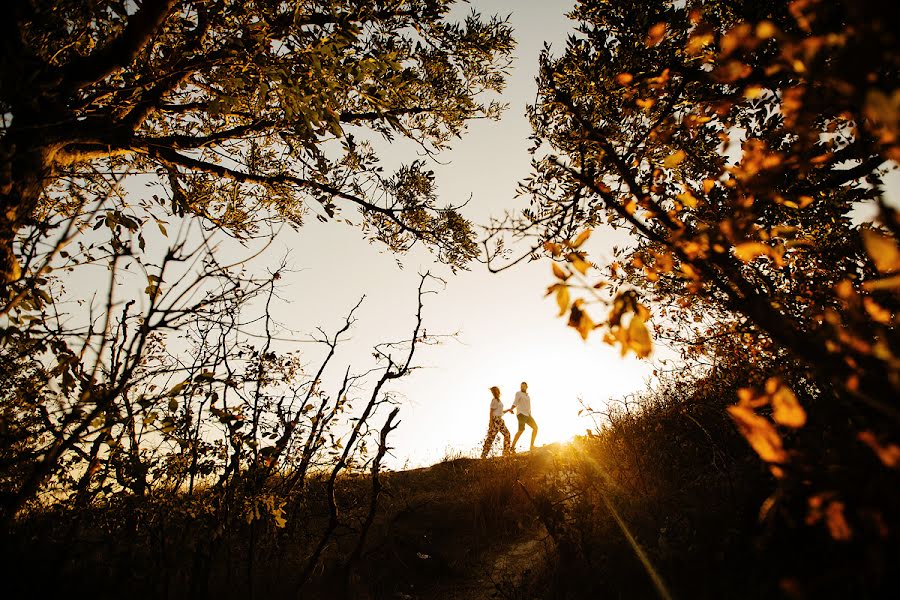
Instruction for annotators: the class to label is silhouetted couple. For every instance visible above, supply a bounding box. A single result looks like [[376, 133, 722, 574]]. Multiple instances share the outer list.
[[481, 382, 539, 459]]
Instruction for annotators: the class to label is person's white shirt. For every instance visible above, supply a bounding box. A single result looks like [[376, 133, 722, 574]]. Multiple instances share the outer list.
[[490, 396, 505, 417], [512, 391, 531, 416]]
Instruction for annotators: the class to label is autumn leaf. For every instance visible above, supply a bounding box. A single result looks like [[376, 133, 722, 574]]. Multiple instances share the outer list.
[[543, 241, 563, 257], [727, 404, 787, 464], [677, 191, 699, 208], [552, 262, 570, 280], [862, 273, 900, 292], [858, 431, 900, 468], [567, 252, 591, 275], [770, 382, 806, 428], [861, 229, 900, 273], [663, 150, 686, 168], [825, 501, 852, 541], [555, 284, 570, 316], [615, 72, 633, 86], [572, 229, 592, 248], [568, 302, 594, 341], [628, 315, 653, 358], [645, 22, 667, 47], [734, 242, 771, 262]]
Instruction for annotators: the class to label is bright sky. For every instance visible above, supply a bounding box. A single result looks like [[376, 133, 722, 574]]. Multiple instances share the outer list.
[[61, 0, 897, 470], [245, 0, 659, 467]]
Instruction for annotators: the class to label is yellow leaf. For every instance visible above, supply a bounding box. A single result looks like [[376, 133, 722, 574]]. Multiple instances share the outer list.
[[615, 72, 633, 86], [727, 405, 787, 464], [734, 241, 771, 262], [272, 506, 287, 529], [568, 302, 595, 341], [543, 241, 563, 257], [861, 229, 900, 273], [627, 315, 653, 358], [572, 229, 592, 248], [552, 262, 570, 280], [663, 150, 686, 168], [703, 179, 716, 194], [863, 297, 893, 324], [862, 273, 900, 292], [677, 191, 699, 208], [567, 252, 591, 275], [755, 20, 778, 39], [770, 383, 806, 428], [556, 285, 570, 317]]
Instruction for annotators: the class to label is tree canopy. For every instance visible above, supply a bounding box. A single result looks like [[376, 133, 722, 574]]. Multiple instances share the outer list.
[[0, 0, 515, 287], [504, 0, 898, 407]]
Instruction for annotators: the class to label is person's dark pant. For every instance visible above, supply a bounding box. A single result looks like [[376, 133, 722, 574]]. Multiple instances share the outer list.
[[516, 414, 537, 432]]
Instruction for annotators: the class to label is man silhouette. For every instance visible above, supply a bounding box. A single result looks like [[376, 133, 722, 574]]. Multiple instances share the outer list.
[[509, 381, 538, 452]]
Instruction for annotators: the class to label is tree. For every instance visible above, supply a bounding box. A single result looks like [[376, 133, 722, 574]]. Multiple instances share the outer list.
[[495, 0, 897, 419], [489, 0, 899, 546], [0, 0, 514, 286]]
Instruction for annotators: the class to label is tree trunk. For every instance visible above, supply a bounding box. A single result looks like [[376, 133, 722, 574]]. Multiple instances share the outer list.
[[0, 133, 55, 285]]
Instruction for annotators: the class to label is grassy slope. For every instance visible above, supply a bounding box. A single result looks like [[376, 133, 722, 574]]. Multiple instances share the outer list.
[[5, 383, 899, 599]]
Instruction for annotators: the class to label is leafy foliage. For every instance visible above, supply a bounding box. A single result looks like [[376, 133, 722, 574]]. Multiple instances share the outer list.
[[481, 0, 900, 574], [0, 0, 515, 286]]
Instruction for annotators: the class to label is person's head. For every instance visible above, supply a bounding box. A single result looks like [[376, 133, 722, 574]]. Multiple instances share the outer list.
[[520, 381, 528, 392], [490, 386, 500, 398]]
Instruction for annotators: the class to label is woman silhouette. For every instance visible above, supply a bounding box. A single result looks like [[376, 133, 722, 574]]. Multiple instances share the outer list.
[[481, 386, 511, 458]]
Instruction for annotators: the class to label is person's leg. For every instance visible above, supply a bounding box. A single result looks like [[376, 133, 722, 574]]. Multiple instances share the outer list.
[[481, 418, 498, 459], [500, 422, 511, 455], [528, 416, 539, 449], [512, 414, 526, 451]]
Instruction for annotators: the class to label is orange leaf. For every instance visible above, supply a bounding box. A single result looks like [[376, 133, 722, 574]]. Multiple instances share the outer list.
[[677, 191, 699, 208], [727, 405, 787, 464], [663, 150, 686, 168], [734, 241, 771, 262], [861, 229, 900, 274], [552, 262, 570, 280], [858, 431, 900, 468], [567, 252, 591, 275], [543, 241, 563, 257], [645, 22, 667, 47], [572, 229, 592, 248], [825, 501, 852, 541], [568, 302, 595, 341], [770, 383, 806, 428], [555, 285, 570, 317]]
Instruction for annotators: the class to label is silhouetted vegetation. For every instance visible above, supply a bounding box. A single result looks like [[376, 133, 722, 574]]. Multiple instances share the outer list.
[[2, 0, 899, 597]]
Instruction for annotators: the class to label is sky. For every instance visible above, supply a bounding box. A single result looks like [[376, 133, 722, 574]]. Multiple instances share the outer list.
[[58, 0, 898, 470], [47, 0, 898, 471], [244, 0, 660, 467]]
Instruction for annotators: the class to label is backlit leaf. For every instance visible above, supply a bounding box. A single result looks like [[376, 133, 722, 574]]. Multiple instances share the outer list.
[[552, 262, 569, 280], [861, 229, 900, 273], [628, 315, 653, 358], [727, 405, 787, 464], [663, 150, 686, 168], [645, 22, 667, 47], [734, 242, 771, 262], [572, 229, 592, 248], [858, 431, 900, 468], [770, 383, 806, 428], [556, 285, 570, 316]]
